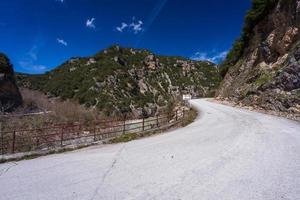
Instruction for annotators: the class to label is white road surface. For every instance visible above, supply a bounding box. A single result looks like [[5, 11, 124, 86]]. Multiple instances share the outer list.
[[1, 99, 300, 200]]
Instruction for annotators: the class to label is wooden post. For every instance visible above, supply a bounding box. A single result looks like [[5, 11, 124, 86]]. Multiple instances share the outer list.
[[142, 117, 145, 131], [60, 126, 64, 147], [176, 110, 178, 121], [12, 131, 16, 154], [156, 115, 159, 127], [183, 108, 185, 119]]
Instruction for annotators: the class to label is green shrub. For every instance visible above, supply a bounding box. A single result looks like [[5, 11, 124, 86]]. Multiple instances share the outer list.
[[255, 73, 273, 86]]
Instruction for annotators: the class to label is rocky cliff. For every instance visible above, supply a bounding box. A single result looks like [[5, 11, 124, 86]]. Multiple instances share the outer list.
[[0, 53, 22, 112], [18, 46, 221, 117], [217, 0, 300, 120]]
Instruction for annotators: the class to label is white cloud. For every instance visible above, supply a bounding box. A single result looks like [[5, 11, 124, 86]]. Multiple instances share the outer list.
[[34, 65, 47, 71], [19, 44, 48, 73], [28, 45, 38, 60], [19, 61, 47, 73], [191, 50, 228, 64], [56, 0, 64, 3], [19, 61, 47, 72], [57, 38, 68, 46], [116, 18, 143, 34], [86, 18, 96, 29], [130, 20, 143, 34], [116, 22, 128, 32]]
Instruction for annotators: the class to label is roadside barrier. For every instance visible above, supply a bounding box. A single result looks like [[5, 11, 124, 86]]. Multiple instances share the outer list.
[[0, 109, 186, 155]]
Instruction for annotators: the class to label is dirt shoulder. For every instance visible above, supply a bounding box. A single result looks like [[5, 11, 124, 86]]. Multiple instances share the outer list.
[[210, 98, 300, 122]]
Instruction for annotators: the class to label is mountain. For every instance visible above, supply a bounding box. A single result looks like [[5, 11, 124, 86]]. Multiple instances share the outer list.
[[17, 46, 221, 117], [0, 53, 22, 112], [217, 0, 300, 119]]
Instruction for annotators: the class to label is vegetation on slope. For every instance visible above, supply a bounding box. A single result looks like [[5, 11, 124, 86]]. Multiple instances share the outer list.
[[17, 46, 221, 117]]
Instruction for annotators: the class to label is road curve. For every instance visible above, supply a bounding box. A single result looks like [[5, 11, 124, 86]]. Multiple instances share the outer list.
[[1, 99, 300, 200]]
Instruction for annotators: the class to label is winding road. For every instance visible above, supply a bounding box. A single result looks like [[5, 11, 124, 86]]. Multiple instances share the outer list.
[[1, 99, 300, 200]]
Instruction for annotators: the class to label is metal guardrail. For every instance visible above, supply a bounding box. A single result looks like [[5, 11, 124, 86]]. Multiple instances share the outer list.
[[0, 109, 186, 155]]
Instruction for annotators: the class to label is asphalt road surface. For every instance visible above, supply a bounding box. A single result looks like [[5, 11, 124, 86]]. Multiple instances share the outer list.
[[1, 99, 300, 200]]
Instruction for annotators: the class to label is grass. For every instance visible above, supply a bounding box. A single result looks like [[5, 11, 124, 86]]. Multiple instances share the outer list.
[[109, 132, 148, 143], [255, 73, 273, 87], [0, 143, 98, 164], [109, 107, 198, 143], [181, 108, 198, 127]]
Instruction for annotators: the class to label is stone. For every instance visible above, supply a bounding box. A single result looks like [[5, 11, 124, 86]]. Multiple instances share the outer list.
[[294, 46, 300, 61]]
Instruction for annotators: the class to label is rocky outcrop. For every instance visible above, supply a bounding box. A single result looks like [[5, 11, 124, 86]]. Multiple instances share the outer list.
[[217, 0, 300, 120], [0, 53, 22, 112], [144, 54, 160, 70]]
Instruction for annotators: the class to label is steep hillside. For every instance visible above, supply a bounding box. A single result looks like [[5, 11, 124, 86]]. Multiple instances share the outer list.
[[0, 53, 22, 112], [18, 46, 221, 117], [217, 0, 300, 120]]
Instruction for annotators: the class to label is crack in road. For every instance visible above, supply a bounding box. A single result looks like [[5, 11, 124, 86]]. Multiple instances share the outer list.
[[0, 162, 18, 177], [89, 144, 126, 200]]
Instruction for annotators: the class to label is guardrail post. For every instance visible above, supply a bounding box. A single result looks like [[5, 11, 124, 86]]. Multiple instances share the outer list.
[[78, 124, 81, 137], [123, 115, 126, 135], [183, 108, 185, 119], [176, 110, 178, 121], [156, 115, 159, 127], [0, 122, 3, 155], [12, 131, 16, 154], [142, 117, 145, 131], [36, 131, 40, 148], [60, 126, 64, 147], [93, 123, 96, 141]]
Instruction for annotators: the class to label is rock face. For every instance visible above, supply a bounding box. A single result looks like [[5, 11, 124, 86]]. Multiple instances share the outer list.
[[17, 46, 221, 117], [217, 0, 300, 120], [0, 53, 22, 112]]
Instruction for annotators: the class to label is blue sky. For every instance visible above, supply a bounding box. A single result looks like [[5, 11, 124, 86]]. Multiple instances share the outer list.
[[0, 0, 251, 74]]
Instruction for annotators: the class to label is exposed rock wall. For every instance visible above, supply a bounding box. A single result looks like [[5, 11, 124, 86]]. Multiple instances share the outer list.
[[217, 0, 300, 120], [0, 53, 22, 112]]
